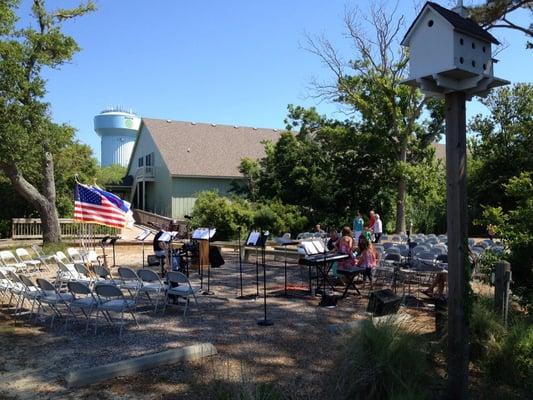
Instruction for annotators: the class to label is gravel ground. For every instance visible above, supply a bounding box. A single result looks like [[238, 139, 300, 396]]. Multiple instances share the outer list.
[[0, 245, 437, 399]]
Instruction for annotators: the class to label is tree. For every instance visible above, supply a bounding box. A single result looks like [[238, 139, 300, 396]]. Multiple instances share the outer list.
[[0, 0, 95, 243], [469, 83, 533, 231], [95, 164, 127, 186], [303, 3, 445, 233], [469, 0, 533, 49]]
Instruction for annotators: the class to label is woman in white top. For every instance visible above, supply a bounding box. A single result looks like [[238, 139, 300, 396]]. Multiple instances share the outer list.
[[373, 214, 383, 243]]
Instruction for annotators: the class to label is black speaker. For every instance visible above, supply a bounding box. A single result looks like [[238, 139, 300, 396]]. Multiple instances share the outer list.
[[367, 289, 401, 316], [147, 254, 162, 267]]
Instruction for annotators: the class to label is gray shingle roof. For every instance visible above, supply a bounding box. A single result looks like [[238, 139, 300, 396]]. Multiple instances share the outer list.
[[142, 119, 281, 178], [402, 1, 500, 46]]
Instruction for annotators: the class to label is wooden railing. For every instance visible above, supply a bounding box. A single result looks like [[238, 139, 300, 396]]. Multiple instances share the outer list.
[[132, 209, 173, 229], [11, 218, 120, 239]]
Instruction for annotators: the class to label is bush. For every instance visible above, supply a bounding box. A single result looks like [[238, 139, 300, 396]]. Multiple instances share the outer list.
[[469, 296, 506, 360], [190, 191, 253, 240], [484, 322, 533, 395], [190, 191, 308, 240], [253, 201, 308, 237], [330, 319, 432, 400]]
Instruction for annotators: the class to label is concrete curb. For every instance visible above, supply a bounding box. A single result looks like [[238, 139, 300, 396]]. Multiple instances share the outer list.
[[66, 342, 217, 388]]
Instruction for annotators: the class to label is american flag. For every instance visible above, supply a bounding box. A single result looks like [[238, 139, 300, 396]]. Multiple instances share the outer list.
[[74, 183, 129, 229]]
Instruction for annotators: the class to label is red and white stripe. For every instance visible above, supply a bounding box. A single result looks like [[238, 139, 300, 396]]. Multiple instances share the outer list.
[[74, 197, 126, 229]]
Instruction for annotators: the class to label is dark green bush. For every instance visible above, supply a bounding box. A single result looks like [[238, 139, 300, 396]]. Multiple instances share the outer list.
[[469, 296, 506, 360], [484, 321, 533, 394], [190, 191, 308, 240], [330, 319, 432, 400]]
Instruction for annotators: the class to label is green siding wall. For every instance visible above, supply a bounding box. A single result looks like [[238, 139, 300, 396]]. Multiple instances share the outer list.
[[128, 125, 172, 217], [171, 177, 235, 219]]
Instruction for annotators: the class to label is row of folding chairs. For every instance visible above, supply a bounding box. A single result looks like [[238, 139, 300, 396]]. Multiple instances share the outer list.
[[0, 269, 137, 337], [0, 267, 200, 337], [53, 263, 201, 318]]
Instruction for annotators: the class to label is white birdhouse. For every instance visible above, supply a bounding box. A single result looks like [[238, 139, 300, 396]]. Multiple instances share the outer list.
[[401, 1, 509, 98]]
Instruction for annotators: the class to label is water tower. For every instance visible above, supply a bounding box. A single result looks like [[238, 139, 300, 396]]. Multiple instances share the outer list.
[[94, 107, 141, 167]]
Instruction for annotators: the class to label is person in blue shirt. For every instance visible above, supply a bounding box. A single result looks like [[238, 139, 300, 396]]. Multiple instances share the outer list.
[[353, 211, 364, 243]]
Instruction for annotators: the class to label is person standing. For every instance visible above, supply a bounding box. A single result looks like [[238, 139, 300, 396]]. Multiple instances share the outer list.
[[487, 223, 495, 241], [367, 210, 376, 232], [353, 212, 364, 243], [373, 214, 383, 243], [314, 224, 326, 237]]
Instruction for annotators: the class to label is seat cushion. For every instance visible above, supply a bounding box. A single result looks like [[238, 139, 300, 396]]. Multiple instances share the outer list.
[[99, 299, 135, 311]]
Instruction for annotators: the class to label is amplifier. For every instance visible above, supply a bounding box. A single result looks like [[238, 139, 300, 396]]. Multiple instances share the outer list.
[[366, 289, 401, 316], [147, 255, 162, 267]]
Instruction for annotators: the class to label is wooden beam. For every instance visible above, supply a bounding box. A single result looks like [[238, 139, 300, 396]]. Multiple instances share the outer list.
[[66, 343, 217, 388], [445, 91, 469, 400]]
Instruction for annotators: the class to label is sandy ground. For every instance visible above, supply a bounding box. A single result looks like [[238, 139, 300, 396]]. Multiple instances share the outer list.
[[0, 244, 442, 399]]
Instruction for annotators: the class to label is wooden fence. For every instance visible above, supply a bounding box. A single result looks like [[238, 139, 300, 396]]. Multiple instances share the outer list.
[[11, 218, 120, 240]]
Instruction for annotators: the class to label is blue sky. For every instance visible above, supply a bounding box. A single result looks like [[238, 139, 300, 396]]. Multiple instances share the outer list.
[[18, 0, 533, 162]]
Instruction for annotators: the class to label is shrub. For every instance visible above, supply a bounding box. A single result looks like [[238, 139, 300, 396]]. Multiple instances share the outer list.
[[190, 191, 308, 240], [484, 321, 533, 394], [330, 319, 432, 400], [469, 296, 506, 360]]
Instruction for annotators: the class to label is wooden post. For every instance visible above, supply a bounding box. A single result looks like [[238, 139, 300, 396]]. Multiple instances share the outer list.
[[445, 91, 469, 400], [494, 260, 511, 322]]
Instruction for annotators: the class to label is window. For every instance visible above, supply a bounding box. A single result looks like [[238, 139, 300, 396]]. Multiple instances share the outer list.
[[138, 157, 144, 167], [427, 20, 434, 27], [145, 152, 154, 166]]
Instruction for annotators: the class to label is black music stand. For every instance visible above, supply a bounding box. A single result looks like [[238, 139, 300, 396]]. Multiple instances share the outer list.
[[100, 235, 111, 267], [108, 236, 120, 267], [135, 230, 151, 268], [245, 230, 264, 299], [257, 230, 273, 326], [275, 237, 299, 297], [235, 226, 251, 300]]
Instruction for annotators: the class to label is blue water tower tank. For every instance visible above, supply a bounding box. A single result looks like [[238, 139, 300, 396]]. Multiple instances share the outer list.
[[94, 107, 141, 167]]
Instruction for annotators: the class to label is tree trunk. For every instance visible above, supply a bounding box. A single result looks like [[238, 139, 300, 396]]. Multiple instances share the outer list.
[[395, 144, 407, 233], [0, 151, 61, 243]]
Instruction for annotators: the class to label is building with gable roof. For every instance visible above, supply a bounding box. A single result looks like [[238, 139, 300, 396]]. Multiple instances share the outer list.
[[126, 118, 281, 220]]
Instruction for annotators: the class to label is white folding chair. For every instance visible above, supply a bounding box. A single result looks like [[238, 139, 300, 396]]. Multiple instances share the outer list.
[[35, 278, 75, 328], [137, 269, 168, 312], [94, 284, 138, 338], [164, 271, 200, 317], [67, 281, 99, 333], [67, 248, 85, 264], [0, 250, 28, 273], [15, 248, 42, 273]]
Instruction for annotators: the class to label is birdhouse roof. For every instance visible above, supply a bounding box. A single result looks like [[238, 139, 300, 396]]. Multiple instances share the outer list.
[[401, 2, 500, 46]]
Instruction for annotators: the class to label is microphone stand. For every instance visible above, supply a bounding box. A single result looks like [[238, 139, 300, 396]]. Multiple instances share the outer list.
[[257, 229, 273, 326]]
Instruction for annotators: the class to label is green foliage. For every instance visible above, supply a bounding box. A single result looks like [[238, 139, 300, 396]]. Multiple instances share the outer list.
[[468, 0, 533, 49], [95, 164, 127, 186], [469, 83, 533, 234], [331, 319, 431, 400], [190, 191, 251, 241], [469, 296, 507, 360], [406, 159, 446, 233], [484, 321, 533, 394], [190, 191, 308, 240], [0, 0, 96, 243], [253, 201, 308, 236]]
